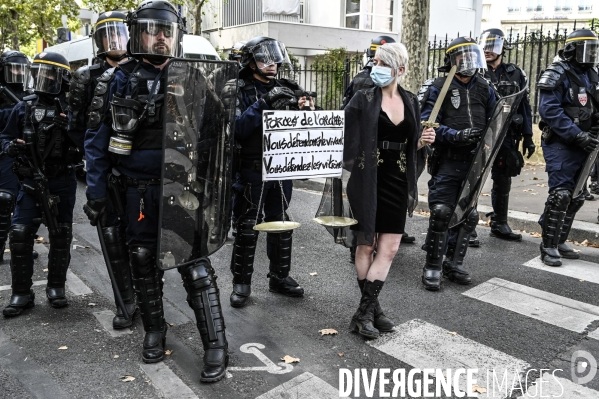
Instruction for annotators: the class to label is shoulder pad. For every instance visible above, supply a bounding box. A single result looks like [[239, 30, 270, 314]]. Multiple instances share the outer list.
[[538, 62, 568, 90], [505, 63, 517, 73], [278, 78, 301, 90], [417, 78, 435, 102], [431, 77, 446, 90], [97, 67, 117, 83], [117, 58, 138, 74], [73, 66, 92, 84]]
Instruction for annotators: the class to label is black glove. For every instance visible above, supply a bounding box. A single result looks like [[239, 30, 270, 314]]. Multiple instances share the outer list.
[[572, 131, 599, 153], [522, 135, 536, 159], [261, 87, 296, 110], [453, 128, 483, 144], [53, 113, 69, 130], [83, 198, 107, 227], [6, 139, 27, 158]]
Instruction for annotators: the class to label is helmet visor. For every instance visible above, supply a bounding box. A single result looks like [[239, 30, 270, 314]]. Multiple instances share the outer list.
[[479, 32, 504, 55], [4, 62, 28, 84], [449, 44, 487, 73], [251, 40, 291, 68], [25, 64, 63, 94], [575, 40, 599, 65], [94, 21, 129, 57], [129, 19, 182, 58]]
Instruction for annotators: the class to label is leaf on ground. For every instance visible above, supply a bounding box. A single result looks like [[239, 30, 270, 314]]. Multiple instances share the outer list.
[[168, 322, 174, 327], [43, 268, 48, 272], [532, 177, 540, 180], [580, 279, 585, 282], [35, 237, 45, 243], [520, 180, 525, 182], [3, 249, 9, 253], [481, 193, 490, 197], [58, 346, 68, 350], [309, 272, 318, 276], [448, 331, 458, 336], [338, 352, 344, 357], [41, 322, 49, 326], [120, 375, 135, 382], [165, 350, 173, 355], [114, 355, 119, 359], [536, 183, 547, 187], [88, 303, 97, 307], [319, 328, 339, 336], [472, 385, 487, 394], [281, 355, 300, 364], [529, 232, 542, 238]]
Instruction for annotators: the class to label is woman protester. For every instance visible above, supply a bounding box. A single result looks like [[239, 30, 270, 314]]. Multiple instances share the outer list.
[[343, 43, 435, 339]]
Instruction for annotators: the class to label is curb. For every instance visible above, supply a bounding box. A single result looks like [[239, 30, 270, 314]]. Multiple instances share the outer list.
[[293, 179, 599, 246]]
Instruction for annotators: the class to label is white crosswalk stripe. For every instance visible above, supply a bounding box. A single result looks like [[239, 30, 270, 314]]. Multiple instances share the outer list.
[[523, 256, 599, 285], [92, 310, 133, 338], [140, 363, 200, 399], [255, 372, 338, 399], [462, 277, 599, 334]]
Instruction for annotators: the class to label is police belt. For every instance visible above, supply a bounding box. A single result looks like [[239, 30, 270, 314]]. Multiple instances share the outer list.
[[123, 176, 161, 187], [239, 159, 262, 172], [440, 147, 475, 162], [377, 141, 406, 151], [15, 163, 81, 179]]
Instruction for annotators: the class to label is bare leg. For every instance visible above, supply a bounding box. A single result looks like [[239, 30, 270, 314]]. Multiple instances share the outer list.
[[366, 233, 401, 282]]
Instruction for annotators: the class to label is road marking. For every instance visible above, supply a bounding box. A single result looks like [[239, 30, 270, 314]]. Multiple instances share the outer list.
[[227, 343, 294, 374], [463, 278, 599, 333], [368, 319, 529, 394], [92, 310, 132, 337], [523, 256, 599, 285], [0, 280, 45, 292], [140, 362, 199, 399], [517, 373, 599, 398], [255, 372, 338, 399], [589, 328, 599, 341], [66, 270, 93, 295]]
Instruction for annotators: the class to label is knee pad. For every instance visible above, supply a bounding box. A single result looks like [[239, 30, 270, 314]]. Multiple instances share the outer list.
[[9, 224, 36, 253], [129, 246, 156, 276], [463, 208, 479, 232], [429, 204, 453, 232], [567, 196, 584, 214], [180, 257, 214, 309], [547, 189, 571, 211], [0, 189, 15, 214]]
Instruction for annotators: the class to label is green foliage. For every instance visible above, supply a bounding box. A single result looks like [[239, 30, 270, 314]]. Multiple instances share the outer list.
[[311, 48, 361, 107], [83, 0, 140, 13], [591, 18, 599, 35]]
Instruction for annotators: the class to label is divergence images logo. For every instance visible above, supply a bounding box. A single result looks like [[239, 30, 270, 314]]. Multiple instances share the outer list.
[[571, 350, 597, 385]]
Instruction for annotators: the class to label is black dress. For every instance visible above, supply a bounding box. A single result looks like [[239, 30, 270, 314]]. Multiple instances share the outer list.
[[375, 110, 413, 234]]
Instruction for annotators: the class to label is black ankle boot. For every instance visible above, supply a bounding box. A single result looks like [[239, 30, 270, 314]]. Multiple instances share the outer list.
[[358, 279, 394, 332], [349, 280, 383, 339], [230, 284, 251, 308], [268, 273, 304, 297], [3, 290, 35, 317], [442, 259, 472, 285], [143, 324, 168, 364]]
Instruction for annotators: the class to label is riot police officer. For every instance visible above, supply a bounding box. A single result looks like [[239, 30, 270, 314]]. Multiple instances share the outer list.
[[210, 41, 246, 98], [0, 51, 37, 263], [229, 41, 247, 65], [222, 36, 308, 308], [478, 28, 535, 241], [537, 29, 599, 267], [83, 0, 228, 382], [69, 11, 139, 330], [1, 52, 79, 316], [418, 37, 497, 291]]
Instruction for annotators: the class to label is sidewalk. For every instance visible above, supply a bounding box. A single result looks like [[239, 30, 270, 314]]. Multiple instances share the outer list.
[[293, 163, 599, 245]]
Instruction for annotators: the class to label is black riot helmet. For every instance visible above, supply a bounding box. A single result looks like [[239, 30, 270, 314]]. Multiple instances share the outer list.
[[25, 52, 71, 95], [127, 0, 187, 64], [478, 28, 514, 57], [229, 41, 247, 61], [367, 35, 396, 58], [0, 50, 30, 86], [93, 11, 129, 61], [240, 36, 291, 78], [439, 36, 486, 77], [562, 29, 599, 68]]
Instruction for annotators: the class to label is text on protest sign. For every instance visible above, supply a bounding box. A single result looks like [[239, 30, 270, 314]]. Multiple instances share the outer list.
[[262, 110, 345, 181]]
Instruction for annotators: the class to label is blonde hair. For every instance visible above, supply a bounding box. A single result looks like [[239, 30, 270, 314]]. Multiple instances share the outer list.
[[375, 42, 409, 78]]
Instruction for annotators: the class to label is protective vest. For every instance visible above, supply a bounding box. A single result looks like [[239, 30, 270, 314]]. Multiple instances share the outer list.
[[485, 63, 524, 97], [433, 74, 490, 132], [26, 96, 71, 164], [69, 62, 106, 126]]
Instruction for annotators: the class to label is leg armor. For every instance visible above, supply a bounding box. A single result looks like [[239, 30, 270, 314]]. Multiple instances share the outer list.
[[0, 190, 15, 263], [130, 246, 166, 363], [2, 225, 36, 317], [229, 215, 259, 307], [103, 226, 139, 329], [468, 229, 480, 247], [443, 208, 478, 285], [540, 189, 570, 266], [558, 195, 584, 260], [490, 174, 522, 241], [180, 258, 228, 383], [267, 229, 304, 297], [46, 223, 73, 308], [422, 204, 452, 291]]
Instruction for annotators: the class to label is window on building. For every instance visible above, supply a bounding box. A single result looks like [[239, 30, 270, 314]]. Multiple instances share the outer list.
[[345, 0, 394, 31], [579, 0, 593, 12], [508, 0, 521, 12], [482, 4, 491, 20], [527, 0, 544, 12]]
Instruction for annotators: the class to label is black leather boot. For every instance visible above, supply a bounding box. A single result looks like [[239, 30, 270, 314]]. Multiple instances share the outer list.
[[540, 190, 570, 267], [557, 196, 584, 260], [103, 226, 139, 329], [490, 175, 521, 241], [180, 258, 228, 383], [422, 204, 452, 291], [229, 216, 258, 308], [0, 190, 15, 264], [267, 231, 304, 297], [358, 279, 394, 332], [46, 223, 72, 308], [443, 209, 477, 285], [401, 233, 416, 244], [130, 247, 167, 363], [3, 225, 36, 317], [349, 280, 383, 339]]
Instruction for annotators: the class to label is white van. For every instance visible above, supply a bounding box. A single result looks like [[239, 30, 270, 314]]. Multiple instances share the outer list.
[[44, 34, 220, 69]]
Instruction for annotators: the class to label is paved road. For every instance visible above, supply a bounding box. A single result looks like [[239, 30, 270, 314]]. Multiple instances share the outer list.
[[1, 182, 598, 399]]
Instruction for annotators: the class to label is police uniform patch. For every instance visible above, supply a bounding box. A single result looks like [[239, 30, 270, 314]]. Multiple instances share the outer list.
[[578, 87, 587, 107], [451, 95, 460, 109], [46, 110, 55, 118], [34, 108, 45, 122], [147, 80, 160, 94]]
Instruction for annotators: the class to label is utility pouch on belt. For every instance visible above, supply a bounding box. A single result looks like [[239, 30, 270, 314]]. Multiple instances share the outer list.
[[427, 148, 441, 176]]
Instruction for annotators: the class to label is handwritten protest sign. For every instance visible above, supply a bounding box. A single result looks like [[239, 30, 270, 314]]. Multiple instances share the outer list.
[[262, 110, 345, 181]]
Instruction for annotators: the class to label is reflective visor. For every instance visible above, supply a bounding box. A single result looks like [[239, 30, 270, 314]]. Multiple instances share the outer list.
[[448, 44, 487, 73], [479, 32, 504, 55], [575, 40, 599, 65], [94, 21, 128, 56], [25, 63, 63, 94], [129, 19, 183, 58], [251, 40, 291, 67], [4, 62, 27, 84]]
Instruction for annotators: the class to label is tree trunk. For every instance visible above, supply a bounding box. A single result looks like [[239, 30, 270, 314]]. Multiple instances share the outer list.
[[193, 0, 208, 35], [10, 9, 19, 50], [400, 0, 430, 93]]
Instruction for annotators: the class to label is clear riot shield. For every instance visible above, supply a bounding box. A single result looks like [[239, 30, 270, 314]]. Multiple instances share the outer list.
[[157, 59, 238, 270], [449, 87, 527, 228]]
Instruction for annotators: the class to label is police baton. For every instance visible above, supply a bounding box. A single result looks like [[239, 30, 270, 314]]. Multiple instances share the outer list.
[[96, 221, 130, 321]]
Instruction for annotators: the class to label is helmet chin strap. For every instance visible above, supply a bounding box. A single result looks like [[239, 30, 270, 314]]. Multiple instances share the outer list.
[[106, 53, 127, 62], [254, 66, 276, 79]]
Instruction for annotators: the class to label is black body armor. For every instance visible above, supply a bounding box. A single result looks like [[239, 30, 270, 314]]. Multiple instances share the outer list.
[[69, 63, 106, 126]]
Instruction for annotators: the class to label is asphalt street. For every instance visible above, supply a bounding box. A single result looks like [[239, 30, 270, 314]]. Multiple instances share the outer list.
[[1, 181, 598, 399]]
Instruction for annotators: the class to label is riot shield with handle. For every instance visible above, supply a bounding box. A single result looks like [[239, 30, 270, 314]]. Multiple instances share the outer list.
[[449, 86, 527, 228], [157, 58, 238, 270]]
